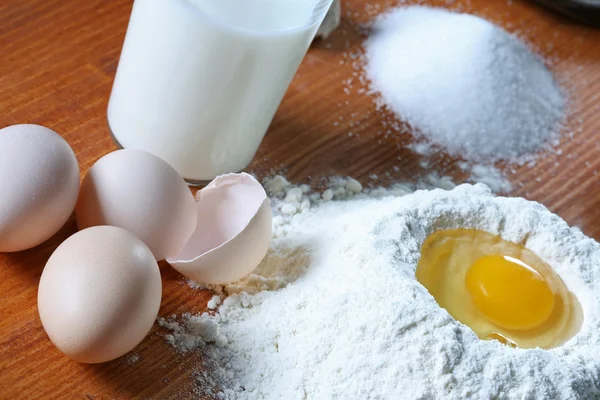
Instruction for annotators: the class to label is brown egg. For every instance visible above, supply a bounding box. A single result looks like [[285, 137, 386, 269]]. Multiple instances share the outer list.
[[0, 124, 79, 252], [38, 226, 162, 363], [75, 149, 197, 260]]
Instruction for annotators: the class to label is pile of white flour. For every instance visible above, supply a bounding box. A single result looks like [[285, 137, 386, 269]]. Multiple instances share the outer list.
[[364, 6, 566, 164], [160, 177, 600, 399]]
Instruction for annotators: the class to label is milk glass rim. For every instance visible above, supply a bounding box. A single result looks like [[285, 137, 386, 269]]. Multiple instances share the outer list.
[[177, 0, 334, 34]]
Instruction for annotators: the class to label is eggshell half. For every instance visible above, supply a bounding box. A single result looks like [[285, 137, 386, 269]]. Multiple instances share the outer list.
[[168, 173, 272, 284], [38, 226, 162, 364], [0, 124, 79, 252], [75, 149, 197, 261]]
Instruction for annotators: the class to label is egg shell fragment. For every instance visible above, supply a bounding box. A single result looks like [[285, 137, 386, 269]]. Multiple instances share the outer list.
[[38, 226, 162, 364], [0, 124, 79, 252], [168, 173, 272, 285], [75, 149, 197, 261]]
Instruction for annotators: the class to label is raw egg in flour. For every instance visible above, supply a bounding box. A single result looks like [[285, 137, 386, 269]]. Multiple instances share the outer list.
[[416, 229, 582, 349]]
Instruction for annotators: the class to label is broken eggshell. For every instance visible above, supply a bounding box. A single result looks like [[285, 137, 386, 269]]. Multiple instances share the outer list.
[[167, 173, 272, 285]]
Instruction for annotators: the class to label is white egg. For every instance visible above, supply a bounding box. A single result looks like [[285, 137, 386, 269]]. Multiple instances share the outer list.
[[75, 149, 197, 261], [168, 173, 272, 284], [0, 124, 79, 252], [38, 226, 162, 364]]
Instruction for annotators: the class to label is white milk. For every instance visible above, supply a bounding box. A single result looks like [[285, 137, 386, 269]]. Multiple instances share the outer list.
[[107, 0, 331, 182]]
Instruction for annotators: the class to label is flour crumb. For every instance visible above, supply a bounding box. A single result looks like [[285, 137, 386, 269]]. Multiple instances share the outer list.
[[284, 187, 303, 203], [187, 279, 205, 290], [345, 177, 363, 193], [321, 189, 334, 201], [263, 175, 290, 197], [207, 295, 222, 310], [158, 313, 227, 353], [123, 353, 140, 365], [467, 164, 513, 192]]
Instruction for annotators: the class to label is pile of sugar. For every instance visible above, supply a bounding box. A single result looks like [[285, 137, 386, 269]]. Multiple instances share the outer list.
[[159, 177, 600, 399], [364, 6, 566, 164]]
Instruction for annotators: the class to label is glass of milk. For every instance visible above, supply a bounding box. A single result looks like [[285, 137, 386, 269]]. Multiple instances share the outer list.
[[107, 0, 333, 183]]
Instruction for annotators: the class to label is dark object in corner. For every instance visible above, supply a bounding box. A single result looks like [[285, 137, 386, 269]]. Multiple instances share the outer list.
[[530, 0, 600, 27]]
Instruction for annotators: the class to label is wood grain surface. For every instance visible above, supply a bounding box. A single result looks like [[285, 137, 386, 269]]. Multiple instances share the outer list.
[[1, 0, 599, 398]]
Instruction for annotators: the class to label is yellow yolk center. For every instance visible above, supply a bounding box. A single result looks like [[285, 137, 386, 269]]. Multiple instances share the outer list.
[[465, 255, 555, 331]]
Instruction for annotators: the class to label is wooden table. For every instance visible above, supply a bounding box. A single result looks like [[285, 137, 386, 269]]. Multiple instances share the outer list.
[[1, 0, 599, 398]]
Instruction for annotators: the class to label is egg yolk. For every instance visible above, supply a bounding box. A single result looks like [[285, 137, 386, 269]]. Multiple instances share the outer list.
[[465, 255, 555, 331]]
